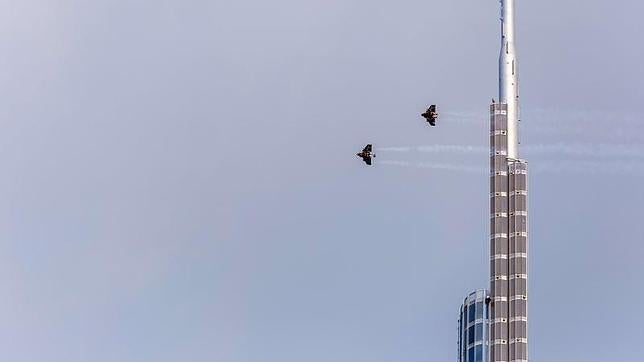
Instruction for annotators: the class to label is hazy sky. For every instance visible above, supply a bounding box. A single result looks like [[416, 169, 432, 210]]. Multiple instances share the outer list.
[[1, 1, 643, 361]]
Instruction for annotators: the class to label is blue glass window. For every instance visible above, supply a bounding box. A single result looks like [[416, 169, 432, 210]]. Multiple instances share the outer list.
[[467, 326, 475, 345], [475, 345, 483, 362], [468, 304, 476, 323], [468, 347, 475, 362], [475, 302, 484, 319], [475, 323, 483, 341]]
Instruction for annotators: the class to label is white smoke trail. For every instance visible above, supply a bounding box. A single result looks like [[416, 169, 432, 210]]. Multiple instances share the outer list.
[[442, 109, 643, 126], [377, 145, 487, 153], [381, 160, 644, 176], [427, 109, 644, 141], [380, 160, 486, 174], [531, 160, 644, 176], [526, 109, 642, 127], [377, 147, 413, 152], [378, 145, 486, 153], [525, 143, 644, 158], [379, 143, 644, 158], [418, 145, 488, 154], [439, 111, 486, 124]]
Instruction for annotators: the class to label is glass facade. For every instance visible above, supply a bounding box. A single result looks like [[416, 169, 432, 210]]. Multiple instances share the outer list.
[[458, 290, 489, 362]]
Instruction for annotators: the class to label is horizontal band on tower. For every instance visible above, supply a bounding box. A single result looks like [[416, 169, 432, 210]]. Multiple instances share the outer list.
[[491, 233, 508, 239], [509, 316, 528, 322], [466, 319, 487, 328], [465, 340, 486, 349], [510, 338, 528, 344], [491, 152, 509, 158], [491, 254, 508, 260], [509, 274, 528, 280], [509, 253, 528, 259]]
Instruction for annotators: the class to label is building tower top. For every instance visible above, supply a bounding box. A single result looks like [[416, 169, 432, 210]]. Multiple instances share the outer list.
[[499, 0, 520, 158]]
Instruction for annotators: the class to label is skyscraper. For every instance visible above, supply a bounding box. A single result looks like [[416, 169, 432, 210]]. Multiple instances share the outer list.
[[489, 1, 529, 361], [456, 1, 529, 361]]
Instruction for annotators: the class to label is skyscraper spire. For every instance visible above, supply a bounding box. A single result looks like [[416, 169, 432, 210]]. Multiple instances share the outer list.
[[499, 0, 520, 159], [490, 1, 529, 361], [458, 3, 529, 361]]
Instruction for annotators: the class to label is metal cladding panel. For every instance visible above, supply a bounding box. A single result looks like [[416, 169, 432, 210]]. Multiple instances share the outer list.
[[491, 176, 508, 194], [509, 321, 527, 337], [511, 343, 528, 361], [491, 217, 508, 233], [511, 345, 528, 361], [511, 280, 527, 296], [491, 155, 508, 173], [513, 237, 528, 253], [492, 135, 508, 153], [491, 260, 508, 275], [492, 280, 508, 297], [513, 216, 528, 232], [491, 300, 508, 317], [492, 322, 508, 339], [492, 237, 509, 255], [493, 345, 508, 362], [492, 201, 508, 214], [514, 174, 527, 190], [511, 257, 527, 274], [510, 299, 527, 317], [513, 195, 527, 212], [490, 103, 508, 132]]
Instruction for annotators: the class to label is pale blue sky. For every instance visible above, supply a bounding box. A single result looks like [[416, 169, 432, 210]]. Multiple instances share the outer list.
[[1, 1, 643, 361]]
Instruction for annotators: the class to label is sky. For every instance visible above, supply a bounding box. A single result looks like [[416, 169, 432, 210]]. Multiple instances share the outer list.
[[0, 0, 643, 361]]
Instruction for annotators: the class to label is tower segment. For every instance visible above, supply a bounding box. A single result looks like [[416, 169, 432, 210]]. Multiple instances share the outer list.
[[489, 1, 528, 362]]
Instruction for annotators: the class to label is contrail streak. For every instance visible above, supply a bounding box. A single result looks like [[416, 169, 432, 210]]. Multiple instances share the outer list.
[[525, 143, 644, 158], [378, 145, 486, 153], [377, 147, 413, 152], [427, 109, 644, 141], [439, 111, 486, 124], [381, 160, 644, 176], [379, 143, 644, 158], [380, 160, 486, 174], [441, 109, 643, 126], [531, 160, 644, 176], [418, 145, 488, 154]]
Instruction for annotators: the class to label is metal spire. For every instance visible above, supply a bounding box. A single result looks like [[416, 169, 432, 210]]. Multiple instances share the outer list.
[[499, 0, 520, 158]]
